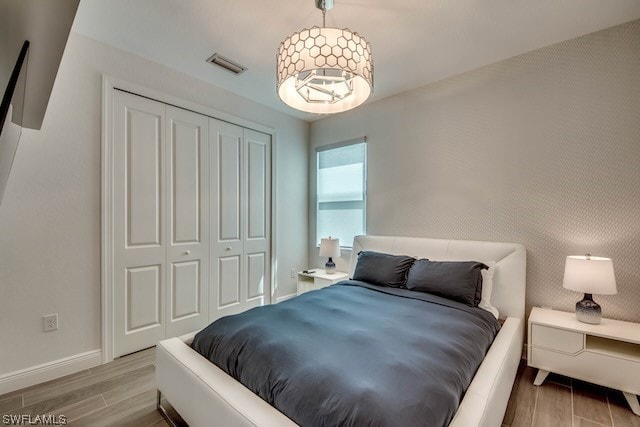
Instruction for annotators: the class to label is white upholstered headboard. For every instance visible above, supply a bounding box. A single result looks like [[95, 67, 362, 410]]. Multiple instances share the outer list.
[[349, 235, 527, 320]]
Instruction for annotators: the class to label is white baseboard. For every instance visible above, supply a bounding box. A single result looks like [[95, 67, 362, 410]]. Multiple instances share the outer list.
[[0, 349, 102, 395], [275, 293, 297, 303]]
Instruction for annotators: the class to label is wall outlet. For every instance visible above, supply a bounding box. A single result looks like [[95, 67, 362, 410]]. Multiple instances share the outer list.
[[290, 269, 297, 279], [43, 314, 58, 332]]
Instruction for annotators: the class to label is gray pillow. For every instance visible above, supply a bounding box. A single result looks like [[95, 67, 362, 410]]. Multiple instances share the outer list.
[[405, 259, 487, 306], [352, 251, 416, 288]]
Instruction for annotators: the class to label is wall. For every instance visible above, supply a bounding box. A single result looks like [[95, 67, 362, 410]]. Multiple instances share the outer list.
[[310, 20, 640, 323], [0, 32, 308, 376], [0, 0, 79, 130]]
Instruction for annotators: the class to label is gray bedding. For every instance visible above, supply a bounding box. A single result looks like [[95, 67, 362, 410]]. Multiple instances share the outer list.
[[191, 281, 500, 426]]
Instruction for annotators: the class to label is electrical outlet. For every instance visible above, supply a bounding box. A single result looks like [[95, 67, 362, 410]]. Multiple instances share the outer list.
[[43, 314, 58, 332], [290, 269, 297, 279]]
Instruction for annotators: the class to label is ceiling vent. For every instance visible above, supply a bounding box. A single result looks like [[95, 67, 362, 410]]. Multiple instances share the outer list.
[[206, 53, 247, 75]]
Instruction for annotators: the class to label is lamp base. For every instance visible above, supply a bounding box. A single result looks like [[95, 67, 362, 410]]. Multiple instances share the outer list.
[[575, 293, 602, 324], [325, 257, 336, 274]]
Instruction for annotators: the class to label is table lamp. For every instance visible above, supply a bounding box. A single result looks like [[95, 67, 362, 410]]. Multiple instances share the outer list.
[[562, 254, 616, 324], [319, 237, 340, 274]]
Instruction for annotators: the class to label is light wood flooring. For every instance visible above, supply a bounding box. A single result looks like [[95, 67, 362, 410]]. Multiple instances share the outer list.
[[503, 362, 640, 427], [0, 348, 184, 426], [1, 349, 638, 426]]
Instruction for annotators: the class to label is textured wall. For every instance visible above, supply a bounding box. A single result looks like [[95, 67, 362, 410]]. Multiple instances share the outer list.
[[310, 20, 640, 323], [0, 33, 308, 375]]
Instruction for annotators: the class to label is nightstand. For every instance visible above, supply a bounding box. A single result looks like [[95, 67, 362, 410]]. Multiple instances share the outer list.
[[528, 307, 640, 416], [297, 269, 349, 295]]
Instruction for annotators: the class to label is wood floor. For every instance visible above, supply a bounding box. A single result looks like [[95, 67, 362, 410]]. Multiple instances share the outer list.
[[0, 348, 185, 426], [504, 362, 640, 427], [1, 349, 638, 426]]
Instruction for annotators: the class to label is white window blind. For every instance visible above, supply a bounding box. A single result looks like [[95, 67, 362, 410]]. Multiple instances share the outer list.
[[316, 138, 366, 247]]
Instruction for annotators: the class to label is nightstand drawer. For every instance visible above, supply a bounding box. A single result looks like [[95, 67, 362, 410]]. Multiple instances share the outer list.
[[531, 324, 584, 354], [531, 347, 640, 395], [297, 270, 349, 296]]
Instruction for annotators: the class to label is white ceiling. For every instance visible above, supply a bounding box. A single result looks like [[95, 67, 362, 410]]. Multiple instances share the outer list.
[[72, 0, 640, 122]]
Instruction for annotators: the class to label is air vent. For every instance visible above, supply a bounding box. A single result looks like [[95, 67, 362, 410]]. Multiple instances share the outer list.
[[206, 53, 247, 75]]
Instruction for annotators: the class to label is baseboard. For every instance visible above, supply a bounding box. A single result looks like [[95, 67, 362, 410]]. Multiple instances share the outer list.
[[0, 349, 102, 395], [276, 293, 297, 303]]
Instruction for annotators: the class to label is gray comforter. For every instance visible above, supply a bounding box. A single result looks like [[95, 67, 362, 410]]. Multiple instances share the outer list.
[[192, 281, 500, 426]]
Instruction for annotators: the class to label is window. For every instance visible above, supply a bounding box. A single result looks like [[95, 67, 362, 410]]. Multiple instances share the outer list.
[[316, 139, 366, 248]]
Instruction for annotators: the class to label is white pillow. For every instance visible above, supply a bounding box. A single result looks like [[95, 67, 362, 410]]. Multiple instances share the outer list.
[[478, 261, 499, 319]]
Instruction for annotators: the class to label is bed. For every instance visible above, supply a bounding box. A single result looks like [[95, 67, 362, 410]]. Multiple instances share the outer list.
[[156, 235, 526, 426]]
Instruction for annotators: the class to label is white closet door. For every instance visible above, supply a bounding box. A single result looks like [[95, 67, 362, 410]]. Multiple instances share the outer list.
[[209, 120, 271, 319], [113, 90, 166, 357], [243, 129, 271, 310], [210, 119, 245, 319], [111, 91, 270, 355], [165, 106, 210, 337]]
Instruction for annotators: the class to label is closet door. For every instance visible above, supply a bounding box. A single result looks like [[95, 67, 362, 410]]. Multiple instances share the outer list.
[[209, 120, 272, 319], [243, 129, 271, 310], [165, 106, 210, 337], [210, 119, 245, 319], [113, 93, 211, 357], [113, 90, 167, 357]]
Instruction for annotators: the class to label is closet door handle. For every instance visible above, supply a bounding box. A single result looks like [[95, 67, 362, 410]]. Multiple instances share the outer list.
[[225, 246, 232, 251]]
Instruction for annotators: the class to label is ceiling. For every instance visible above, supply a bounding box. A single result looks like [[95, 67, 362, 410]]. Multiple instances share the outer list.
[[72, 0, 640, 122]]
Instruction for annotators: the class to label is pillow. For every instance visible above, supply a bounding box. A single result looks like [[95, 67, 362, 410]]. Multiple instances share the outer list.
[[352, 251, 416, 288], [405, 259, 487, 306], [478, 261, 499, 319]]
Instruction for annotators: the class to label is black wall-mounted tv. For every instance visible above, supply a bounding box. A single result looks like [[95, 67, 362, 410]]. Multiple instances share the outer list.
[[0, 40, 29, 205]]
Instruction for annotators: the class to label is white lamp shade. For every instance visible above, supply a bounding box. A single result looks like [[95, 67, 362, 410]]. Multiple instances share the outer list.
[[562, 255, 617, 295], [319, 237, 341, 258], [276, 27, 373, 114]]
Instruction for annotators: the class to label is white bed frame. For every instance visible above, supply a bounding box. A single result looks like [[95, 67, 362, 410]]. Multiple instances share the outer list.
[[156, 235, 526, 427]]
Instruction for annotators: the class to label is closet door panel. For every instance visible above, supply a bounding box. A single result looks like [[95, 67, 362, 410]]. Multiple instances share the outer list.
[[172, 124, 200, 244], [127, 109, 162, 247], [218, 134, 241, 241], [218, 256, 241, 307], [166, 106, 210, 337], [247, 139, 267, 240], [247, 252, 266, 301], [126, 265, 162, 331], [170, 260, 200, 319], [210, 118, 245, 319], [243, 129, 271, 308], [113, 90, 167, 357]]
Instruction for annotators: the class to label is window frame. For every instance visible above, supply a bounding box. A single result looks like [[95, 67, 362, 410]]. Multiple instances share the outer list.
[[315, 137, 367, 249]]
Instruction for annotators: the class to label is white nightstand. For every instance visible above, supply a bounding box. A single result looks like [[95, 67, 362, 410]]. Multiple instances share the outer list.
[[297, 269, 349, 296], [528, 307, 640, 416]]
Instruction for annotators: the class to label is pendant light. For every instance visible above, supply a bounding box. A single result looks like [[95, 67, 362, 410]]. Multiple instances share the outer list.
[[276, 0, 373, 114]]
